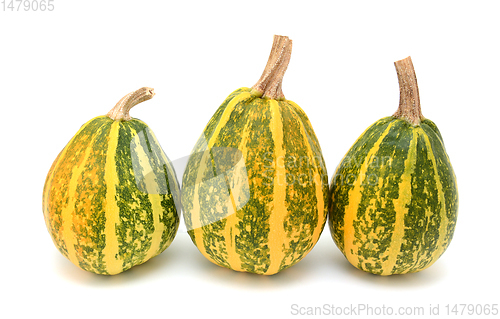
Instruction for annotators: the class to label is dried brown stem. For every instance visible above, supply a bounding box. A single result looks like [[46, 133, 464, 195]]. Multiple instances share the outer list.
[[106, 87, 155, 121], [252, 35, 292, 100], [392, 56, 424, 126]]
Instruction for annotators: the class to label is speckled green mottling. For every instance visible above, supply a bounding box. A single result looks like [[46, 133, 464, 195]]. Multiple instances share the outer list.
[[44, 117, 111, 259], [278, 101, 322, 272], [392, 130, 441, 273], [130, 121, 180, 256], [329, 117, 394, 253], [191, 88, 250, 154], [114, 121, 156, 271], [195, 149, 232, 269], [421, 122, 458, 250], [421, 119, 444, 144], [183, 88, 255, 248], [72, 119, 113, 274], [233, 98, 273, 273], [290, 103, 329, 194], [192, 102, 258, 267], [352, 121, 413, 274]]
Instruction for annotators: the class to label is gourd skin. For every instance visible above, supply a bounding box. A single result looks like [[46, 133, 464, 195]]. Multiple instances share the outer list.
[[43, 116, 180, 275], [182, 88, 328, 275], [329, 116, 458, 275]]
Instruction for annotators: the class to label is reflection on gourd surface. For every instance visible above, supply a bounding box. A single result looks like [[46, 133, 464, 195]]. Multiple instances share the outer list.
[[182, 145, 250, 229], [130, 127, 181, 215]]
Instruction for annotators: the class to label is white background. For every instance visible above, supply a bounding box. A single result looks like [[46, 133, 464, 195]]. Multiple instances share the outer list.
[[1, 1, 499, 318]]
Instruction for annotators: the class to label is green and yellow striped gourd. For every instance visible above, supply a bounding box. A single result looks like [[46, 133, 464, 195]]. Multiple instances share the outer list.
[[329, 57, 458, 275], [43, 88, 180, 275], [182, 35, 328, 275]]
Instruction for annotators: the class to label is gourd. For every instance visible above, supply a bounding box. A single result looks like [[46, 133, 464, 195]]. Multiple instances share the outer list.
[[42, 88, 181, 275], [329, 57, 458, 275], [182, 35, 328, 275]]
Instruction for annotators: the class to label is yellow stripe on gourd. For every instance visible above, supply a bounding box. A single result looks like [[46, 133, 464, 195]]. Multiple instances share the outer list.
[[130, 127, 167, 262], [188, 144, 217, 264], [266, 99, 288, 275], [329, 120, 388, 245], [420, 130, 449, 271], [330, 118, 389, 198], [43, 151, 62, 238], [222, 119, 253, 272], [102, 121, 121, 275], [381, 129, 417, 275], [43, 120, 94, 245], [207, 92, 253, 149], [146, 193, 166, 258], [286, 101, 326, 257], [425, 126, 458, 192], [343, 122, 396, 267], [146, 128, 180, 197], [61, 122, 109, 269], [144, 127, 180, 252], [189, 93, 252, 265], [225, 190, 240, 270]]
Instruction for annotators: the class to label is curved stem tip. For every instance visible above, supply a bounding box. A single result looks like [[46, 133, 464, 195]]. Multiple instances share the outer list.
[[106, 87, 155, 121]]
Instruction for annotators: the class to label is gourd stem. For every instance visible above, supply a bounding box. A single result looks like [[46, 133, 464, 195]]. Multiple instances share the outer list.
[[393, 57, 424, 126], [106, 87, 155, 121], [251, 35, 292, 100]]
